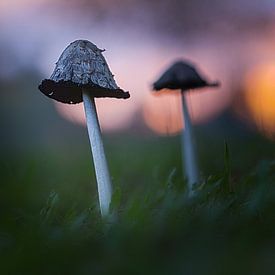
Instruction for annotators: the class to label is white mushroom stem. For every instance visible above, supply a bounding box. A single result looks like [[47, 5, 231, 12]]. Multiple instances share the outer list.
[[181, 90, 199, 194], [82, 89, 112, 217]]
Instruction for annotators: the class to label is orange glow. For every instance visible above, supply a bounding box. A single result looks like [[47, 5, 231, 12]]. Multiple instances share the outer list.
[[52, 48, 230, 133], [55, 97, 138, 132], [142, 87, 228, 136], [142, 91, 183, 135], [243, 63, 275, 138]]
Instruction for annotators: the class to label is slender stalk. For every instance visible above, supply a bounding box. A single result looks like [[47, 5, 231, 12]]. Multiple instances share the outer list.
[[181, 90, 199, 193], [82, 89, 112, 217]]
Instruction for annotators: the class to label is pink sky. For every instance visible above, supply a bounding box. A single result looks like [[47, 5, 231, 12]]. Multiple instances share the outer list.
[[1, 0, 275, 136]]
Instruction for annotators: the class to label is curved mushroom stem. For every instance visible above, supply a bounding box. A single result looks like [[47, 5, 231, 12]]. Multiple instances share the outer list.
[[181, 90, 199, 195], [82, 89, 112, 217]]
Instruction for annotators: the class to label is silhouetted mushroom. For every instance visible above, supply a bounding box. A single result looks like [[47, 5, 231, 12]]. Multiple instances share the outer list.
[[38, 40, 130, 216], [153, 61, 219, 91], [153, 60, 220, 194]]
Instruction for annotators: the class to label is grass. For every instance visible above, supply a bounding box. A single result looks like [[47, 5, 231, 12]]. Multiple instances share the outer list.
[[1, 135, 275, 274]]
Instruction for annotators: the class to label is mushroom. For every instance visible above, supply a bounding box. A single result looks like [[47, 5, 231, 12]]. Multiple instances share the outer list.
[[39, 40, 130, 217], [153, 60, 219, 194]]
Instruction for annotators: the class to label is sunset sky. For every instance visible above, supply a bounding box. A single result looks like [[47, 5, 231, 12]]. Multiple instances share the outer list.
[[1, 0, 275, 137]]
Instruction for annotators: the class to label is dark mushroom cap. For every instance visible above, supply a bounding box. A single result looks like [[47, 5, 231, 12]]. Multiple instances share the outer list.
[[153, 60, 220, 91], [39, 40, 130, 104]]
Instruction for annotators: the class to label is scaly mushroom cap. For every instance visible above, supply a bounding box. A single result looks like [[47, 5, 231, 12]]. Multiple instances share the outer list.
[[153, 60, 220, 91], [39, 40, 130, 104]]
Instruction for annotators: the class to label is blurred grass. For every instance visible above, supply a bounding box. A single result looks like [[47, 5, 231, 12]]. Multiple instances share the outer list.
[[1, 72, 275, 274], [1, 134, 275, 274]]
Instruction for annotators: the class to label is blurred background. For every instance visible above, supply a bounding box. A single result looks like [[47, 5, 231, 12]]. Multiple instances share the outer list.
[[1, 0, 275, 273], [1, 0, 275, 198], [2, 1, 275, 136], [1, 0, 275, 172]]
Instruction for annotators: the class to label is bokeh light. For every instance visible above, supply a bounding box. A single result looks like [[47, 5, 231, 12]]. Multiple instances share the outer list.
[[142, 86, 228, 135], [55, 97, 137, 132], [243, 62, 275, 139], [142, 91, 183, 135]]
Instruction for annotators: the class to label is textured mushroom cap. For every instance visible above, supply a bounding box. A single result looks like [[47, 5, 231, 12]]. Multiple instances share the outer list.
[[153, 60, 220, 91], [39, 40, 130, 104]]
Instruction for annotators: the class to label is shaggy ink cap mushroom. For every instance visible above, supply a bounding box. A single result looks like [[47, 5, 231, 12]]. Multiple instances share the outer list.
[[39, 40, 130, 104], [153, 60, 220, 91], [38, 39, 130, 217], [152, 60, 220, 195]]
